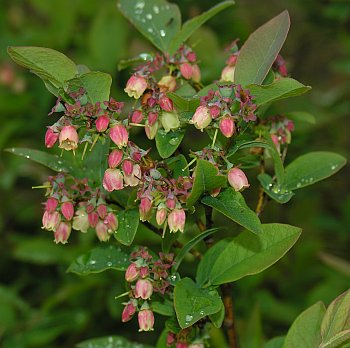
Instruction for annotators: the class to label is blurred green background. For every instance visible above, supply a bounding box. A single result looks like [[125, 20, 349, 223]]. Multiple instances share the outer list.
[[0, 0, 349, 347]]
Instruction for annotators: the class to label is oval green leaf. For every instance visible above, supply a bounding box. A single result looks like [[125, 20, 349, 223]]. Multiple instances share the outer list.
[[155, 128, 186, 159], [114, 208, 140, 246]]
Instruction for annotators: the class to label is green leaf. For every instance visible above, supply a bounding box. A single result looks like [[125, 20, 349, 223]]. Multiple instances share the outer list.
[[165, 154, 189, 178], [201, 188, 262, 234], [76, 335, 152, 348], [321, 289, 350, 348], [167, 92, 200, 112], [187, 160, 227, 207], [118, 53, 153, 71], [168, 1, 235, 55], [284, 152, 346, 191], [7, 46, 77, 88], [172, 228, 220, 273], [203, 223, 301, 286], [283, 302, 326, 348], [114, 208, 140, 246], [227, 139, 274, 158], [152, 300, 175, 316], [155, 128, 186, 159], [67, 245, 129, 275], [4, 148, 72, 172], [209, 302, 225, 328], [174, 277, 223, 329], [258, 173, 294, 204], [67, 71, 112, 104], [117, 0, 181, 53], [234, 11, 290, 86], [248, 78, 311, 106], [262, 337, 286, 348]]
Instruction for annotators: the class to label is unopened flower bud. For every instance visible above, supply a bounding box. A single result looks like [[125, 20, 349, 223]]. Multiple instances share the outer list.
[[103, 169, 123, 192], [45, 128, 59, 148], [125, 263, 139, 282], [145, 121, 158, 140], [168, 208, 186, 233], [72, 209, 89, 232], [131, 110, 143, 124], [160, 111, 180, 133], [54, 222, 71, 244], [135, 279, 153, 299], [166, 332, 176, 346], [138, 309, 154, 332], [176, 343, 188, 348], [59, 125, 79, 151], [109, 125, 128, 147], [187, 51, 197, 62], [219, 116, 235, 138], [42, 211, 61, 231], [209, 105, 221, 119], [97, 204, 107, 219], [95, 220, 110, 242], [191, 106, 211, 131], [166, 196, 176, 210], [221, 65, 235, 82], [191, 64, 201, 83], [108, 149, 123, 168], [104, 212, 118, 232], [228, 167, 250, 191], [180, 63, 193, 80], [61, 201, 74, 221], [148, 97, 157, 108], [88, 212, 99, 228], [139, 197, 152, 222], [156, 207, 167, 226], [45, 197, 58, 213], [139, 266, 149, 278], [95, 115, 110, 132], [122, 301, 137, 322], [148, 111, 158, 126], [159, 96, 173, 112], [122, 160, 134, 176], [158, 75, 177, 93], [124, 74, 147, 99]]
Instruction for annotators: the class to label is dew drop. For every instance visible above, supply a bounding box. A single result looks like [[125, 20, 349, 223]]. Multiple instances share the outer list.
[[169, 137, 178, 145], [146, 13, 152, 20], [185, 314, 193, 322], [160, 29, 166, 37], [170, 275, 177, 281], [147, 28, 154, 33], [26, 155, 30, 159], [90, 260, 96, 265], [134, 1, 145, 10], [331, 165, 337, 170], [107, 261, 112, 267], [153, 6, 160, 14], [199, 310, 204, 316], [297, 183, 301, 188]]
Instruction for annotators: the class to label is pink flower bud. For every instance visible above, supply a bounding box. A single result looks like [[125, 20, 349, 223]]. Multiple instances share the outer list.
[[180, 63, 193, 80], [210, 187, 221, 197], [228, 167, 250, 191], [122, 160, 134, 176], [187, 51, 197, 62], [72, 209, 90, 233], [88, 212, 99, 228], [58, 125, 79, 151], [45, 128, 59, 148], [124, 74, 148, 99], [45, 197, 58, 213], [109, 124, 128, 147], [191, 106, 211, 131], [176, 343, 188, 348], [219, 116, 235, 138], [145, 121, 158, 140], [61, 201, 74, 221], [139, 266, 149, 278], [227, 54, 237, 66], [168, 208, 186, 233], [138, 309, 154, 332], [159, 96, 173, 112], [125, 263, 139, 282], [166, 332, 176, 346], [191, 64, 201, 83], [103, 169, 123, 192], [124, 164, 141, 187], [158, 75, 177, 92], [221, 65, 235, 82], [139, 197, 152, 222], [131, 110, 143, 124], [209, 105, 221, 119], [166, 197, 176, 210], [135, 279, 153, 299], [160, 111, 180, 133], [42, 211, 61, 231], [148, 111, 158, 126], [148, 97, 157, 108], [122, 301, 137, 322], [108, 149, 123, 168], [104, 212, 118, 232], [54, 222, 71, 244], [95, 115, 110, 132], [95, 220, 110, 242], [156, 207, 167, 226], [97, 205, 107, 219]]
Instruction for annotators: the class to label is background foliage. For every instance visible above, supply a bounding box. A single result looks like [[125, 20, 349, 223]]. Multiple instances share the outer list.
[[0, 0, 349, 347]]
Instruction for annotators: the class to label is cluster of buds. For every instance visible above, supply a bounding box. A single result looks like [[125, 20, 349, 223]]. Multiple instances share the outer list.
[[122, 248, 174, 331], [190, 84, 257, 137], [45, 88, 125, 154], [41, 174, 118, 243], [266, 115, 295, 152], [166, 331, 205, 348]]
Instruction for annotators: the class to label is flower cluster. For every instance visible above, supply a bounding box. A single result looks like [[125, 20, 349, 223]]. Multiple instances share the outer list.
[[41, 174, 118, 243], [122, 248, 174, 331], [166, 330, 205, 348], [191, 84, 257, 136]]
